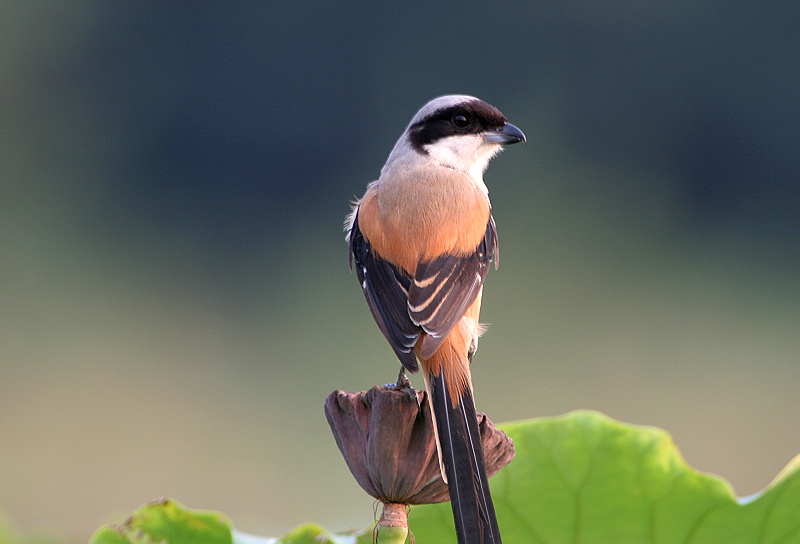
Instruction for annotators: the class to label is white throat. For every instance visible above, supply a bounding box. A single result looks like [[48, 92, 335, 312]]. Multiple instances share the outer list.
[[423, 134, 502, 194]]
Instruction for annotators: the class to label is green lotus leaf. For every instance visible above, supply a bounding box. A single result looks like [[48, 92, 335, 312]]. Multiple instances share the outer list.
[[408, 410, 800, 543], [86, 411, 800, 544], [89, 498, 232, 544]]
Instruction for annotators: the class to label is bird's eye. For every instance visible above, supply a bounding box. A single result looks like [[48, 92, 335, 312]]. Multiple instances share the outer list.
[[452, 114, 469, 128]]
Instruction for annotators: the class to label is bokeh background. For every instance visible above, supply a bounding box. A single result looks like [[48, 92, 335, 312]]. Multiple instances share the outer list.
[[2, 2, 798, 542]]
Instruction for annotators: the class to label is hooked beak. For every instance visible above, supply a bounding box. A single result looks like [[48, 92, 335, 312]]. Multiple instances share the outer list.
[[484, 122, 526, 145]]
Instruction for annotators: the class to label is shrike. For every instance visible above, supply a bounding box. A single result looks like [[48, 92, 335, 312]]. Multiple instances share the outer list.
[[346, 95, 525, 544]]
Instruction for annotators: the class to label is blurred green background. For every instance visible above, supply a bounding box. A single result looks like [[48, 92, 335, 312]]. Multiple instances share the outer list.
[[1, 2, 798, 542]]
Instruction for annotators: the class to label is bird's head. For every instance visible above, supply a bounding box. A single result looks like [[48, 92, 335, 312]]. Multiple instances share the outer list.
[[384, 95, 525, 182]]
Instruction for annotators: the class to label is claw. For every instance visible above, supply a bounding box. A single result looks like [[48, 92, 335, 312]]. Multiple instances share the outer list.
[[396, 367, 411, 388], [385, 367, 418, 406]]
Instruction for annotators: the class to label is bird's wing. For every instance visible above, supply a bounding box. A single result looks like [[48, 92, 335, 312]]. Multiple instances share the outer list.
[[409, 217, 498, 359], [349, 210, 421, 372]]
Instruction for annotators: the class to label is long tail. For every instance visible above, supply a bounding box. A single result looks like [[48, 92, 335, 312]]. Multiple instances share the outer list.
[[427, 371, 501, 544]]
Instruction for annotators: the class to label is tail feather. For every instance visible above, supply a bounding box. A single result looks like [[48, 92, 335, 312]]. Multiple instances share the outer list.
[[429, 371, 501, 544]]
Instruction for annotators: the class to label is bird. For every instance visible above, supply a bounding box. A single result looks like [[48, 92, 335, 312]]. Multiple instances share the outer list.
[[345, 95, 525, 544]]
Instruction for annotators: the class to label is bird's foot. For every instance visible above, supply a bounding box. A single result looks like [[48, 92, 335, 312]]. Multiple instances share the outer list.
[[395, 367, 412, 389], [386, 368, 418, 405]]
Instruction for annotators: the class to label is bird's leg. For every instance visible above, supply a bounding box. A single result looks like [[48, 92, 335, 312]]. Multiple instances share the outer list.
[[386, 366, 419, 407], [395, 366, 411, 389]]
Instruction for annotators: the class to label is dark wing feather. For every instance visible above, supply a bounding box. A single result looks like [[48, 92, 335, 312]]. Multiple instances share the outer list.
[[349, 211, 421, 372], [409, 217, 498, 358]]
